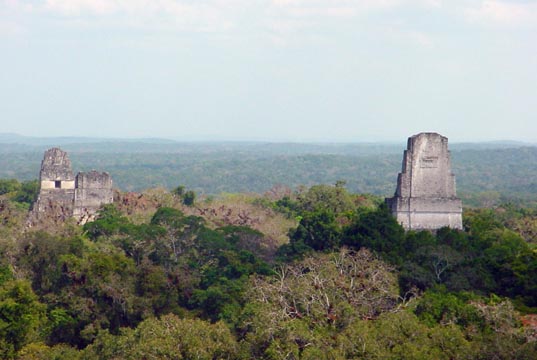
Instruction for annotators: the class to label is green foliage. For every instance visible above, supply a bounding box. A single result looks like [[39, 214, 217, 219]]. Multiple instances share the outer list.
[[0, 179, 21, 196], [11, 180, 39, 207], [16, 232, 88, 294], [85, 206, 274, 327], [289, 208, 341, 252], [275, 237, 313, 262], [84, 314, 238, 359], [403, 230, 436, 254], [273, 195, 301, 218], [187, 226, 272, 322], [190, 277, 245, 323], [240, 249, 400, 359], [171, 185, 196, 205], [338, 311, 474, 360], [183, 190, 196, 206], [17, 343, 81, 360], [415, 287, 482, 327], [217, 225, 274, 262], [275, 184, 379, 260], [0, 266, 13, 286], [48, 249, 139, 346], [5, 145, 537, 204], [269, 190, 537, 312], [172, 185, 185, 197], [1, 180, 537, 358], [150, 206, 187, 227], [296, 182, 355, 214], [343, 203, 406, 263], [83, 205, 132, 240], [0, 279, 46, 358]]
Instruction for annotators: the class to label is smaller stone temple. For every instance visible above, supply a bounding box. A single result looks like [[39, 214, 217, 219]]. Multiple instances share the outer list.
[[386, 132, 463, 231], [31, 148, 113, 224]]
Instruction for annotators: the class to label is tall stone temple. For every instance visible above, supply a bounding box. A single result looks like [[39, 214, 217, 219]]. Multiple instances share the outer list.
[[386, 132, 463, 231], [30, 148, 113, 224]]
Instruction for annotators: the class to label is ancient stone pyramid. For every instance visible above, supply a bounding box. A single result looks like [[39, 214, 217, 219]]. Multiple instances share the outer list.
[[386, 132, 463, 230], [30, 148, 114, 225]]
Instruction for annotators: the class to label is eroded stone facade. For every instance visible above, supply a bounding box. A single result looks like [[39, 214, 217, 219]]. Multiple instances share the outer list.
[[386, 133, 463, 230], [31, 148, 113, 224]]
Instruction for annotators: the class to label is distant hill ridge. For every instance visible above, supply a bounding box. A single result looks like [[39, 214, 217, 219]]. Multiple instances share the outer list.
[[3, 134, 537, 207], [0, 133, 177, 146], [0, 133, 534, 154]]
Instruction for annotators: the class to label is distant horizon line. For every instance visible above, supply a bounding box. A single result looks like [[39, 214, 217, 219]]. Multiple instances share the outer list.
[[0, 132, 535, 145]]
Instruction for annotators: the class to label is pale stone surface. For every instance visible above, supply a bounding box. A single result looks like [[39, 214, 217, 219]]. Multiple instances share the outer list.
[[386, 133, 463, 230], [39, 148, 74, 182], [73, 171, 114, 222], [31, 148, 114, 224], [40, 180, 75, 190], [34, 148, 75, 216]]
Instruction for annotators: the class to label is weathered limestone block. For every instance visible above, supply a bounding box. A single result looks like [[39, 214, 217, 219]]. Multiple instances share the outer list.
[[30, 148, 114, 225], [73, 171, 114, 222], [39, 148, 75, 181], [386, 133, 463, 231], [33, 148, 75, 216]]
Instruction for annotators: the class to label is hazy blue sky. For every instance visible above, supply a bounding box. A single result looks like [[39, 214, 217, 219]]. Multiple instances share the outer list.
[[1, 0, 536, 142]]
